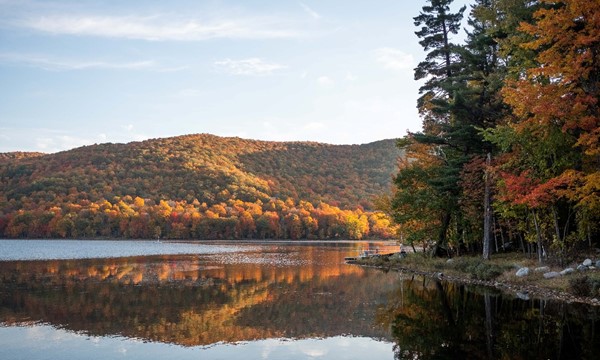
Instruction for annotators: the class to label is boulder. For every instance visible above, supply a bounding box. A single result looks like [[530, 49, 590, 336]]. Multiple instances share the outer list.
[[535, 266, 549, 273], [577, 264, 588, 271], [560, 268, 574, 275], [583, 259, 593, 267], [516, 267, 530, 277], [596, 260, 600, 268], [543, 271, 561, 279]]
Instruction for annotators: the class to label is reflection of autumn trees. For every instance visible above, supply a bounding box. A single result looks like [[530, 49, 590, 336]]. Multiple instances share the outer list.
[[234, 271, 392, 340], [0, 134, 400, 240], [0, 248, 396, 346], [376, 276, 600, 359]]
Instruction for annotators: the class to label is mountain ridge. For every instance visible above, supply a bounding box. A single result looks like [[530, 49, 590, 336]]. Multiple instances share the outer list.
[[0, 133, 401, 210], [0, 133, 400, 240]]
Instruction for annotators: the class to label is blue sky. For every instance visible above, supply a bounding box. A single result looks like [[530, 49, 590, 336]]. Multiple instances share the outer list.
[[0, 0, 470, 153]]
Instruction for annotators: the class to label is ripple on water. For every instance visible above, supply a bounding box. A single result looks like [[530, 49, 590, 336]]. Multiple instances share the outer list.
[[0, 240, 256, 261], [209, 251, 311, 267]]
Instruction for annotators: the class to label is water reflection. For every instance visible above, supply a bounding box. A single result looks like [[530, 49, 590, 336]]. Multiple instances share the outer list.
[[377, 274, 600, 360], [0, 243, 397, 347], [0, 242, 599, 359]]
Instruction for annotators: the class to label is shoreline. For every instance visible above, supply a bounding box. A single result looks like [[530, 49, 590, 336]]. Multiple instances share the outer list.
[[348, 258, 600, 307]]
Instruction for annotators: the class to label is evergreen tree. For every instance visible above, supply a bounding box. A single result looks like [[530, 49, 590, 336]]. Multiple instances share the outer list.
[[392, 0, 466, 256], [394, 0, 529, 256]]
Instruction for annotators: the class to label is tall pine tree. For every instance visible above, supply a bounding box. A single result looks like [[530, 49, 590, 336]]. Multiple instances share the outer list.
[[393, 0, 466, 256]]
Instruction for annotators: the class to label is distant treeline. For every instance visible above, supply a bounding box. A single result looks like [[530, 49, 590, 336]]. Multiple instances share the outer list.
[[0, 196, 395, 240]]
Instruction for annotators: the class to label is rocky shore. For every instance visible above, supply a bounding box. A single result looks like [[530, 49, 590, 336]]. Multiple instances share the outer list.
[[349, 255, 600, 307]]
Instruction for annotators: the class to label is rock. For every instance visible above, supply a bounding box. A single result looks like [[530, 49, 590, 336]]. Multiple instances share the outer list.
[[583, 259, 592, 266], [516, 291, 530, 301], [543, 271, 561, 279], [516, 267, 530, 277], [560, 268, 574, 275], [596, 260, 600, 268], [446, 258, 454, 263], [535, 266, 550, 273], [390, 253, 403, 260], [577, 264, 588, 271]]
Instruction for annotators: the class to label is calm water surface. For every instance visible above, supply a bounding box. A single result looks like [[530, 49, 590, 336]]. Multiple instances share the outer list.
[[0, 240, 599, 359]]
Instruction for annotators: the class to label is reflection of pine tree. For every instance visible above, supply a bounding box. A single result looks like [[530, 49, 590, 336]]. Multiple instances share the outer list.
[[381, 275, 600, 359]]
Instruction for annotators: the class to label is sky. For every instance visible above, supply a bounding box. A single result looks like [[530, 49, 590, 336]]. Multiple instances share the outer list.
[[0, 0, 471, 153]]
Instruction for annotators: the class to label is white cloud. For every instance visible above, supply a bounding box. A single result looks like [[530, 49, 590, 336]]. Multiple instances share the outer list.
[[21, 14, 303, 41], [374, 47, 414, 71], [317, 76, 334, 87], [0, 52, 160, 71], [299, 3, 321, 20], [214, 58, 286, 76]]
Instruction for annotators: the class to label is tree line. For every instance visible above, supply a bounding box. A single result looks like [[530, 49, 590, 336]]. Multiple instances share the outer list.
[[0, 195, 396, 240], [391, 0, 599, 262]]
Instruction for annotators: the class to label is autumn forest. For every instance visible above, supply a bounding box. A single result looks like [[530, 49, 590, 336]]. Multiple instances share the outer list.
[[0, 135, 399, 240], [391, 0, 600, 262]]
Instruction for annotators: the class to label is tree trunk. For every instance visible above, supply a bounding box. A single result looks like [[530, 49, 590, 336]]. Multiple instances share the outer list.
[[551, 206, 563, 266], [493, 219, 499, 253], [483, 153, 492, 260], [433, 211, 452, 257], [531, 209, 543, 264], [518, 232, 526, 254], [498, 219, 506, 251]]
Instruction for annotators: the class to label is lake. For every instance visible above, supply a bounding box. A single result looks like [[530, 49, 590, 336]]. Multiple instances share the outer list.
[[0, 240, 598, 359]]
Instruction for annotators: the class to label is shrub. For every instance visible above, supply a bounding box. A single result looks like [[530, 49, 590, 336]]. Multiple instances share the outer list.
[[448, 258, 504, 281], [468, 262, 503, 281], [588, 276, 600, 298], [568, 276, 591, 297]]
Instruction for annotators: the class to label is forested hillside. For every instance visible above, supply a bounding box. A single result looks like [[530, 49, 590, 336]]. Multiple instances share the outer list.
[[0, 134, 400, 240]]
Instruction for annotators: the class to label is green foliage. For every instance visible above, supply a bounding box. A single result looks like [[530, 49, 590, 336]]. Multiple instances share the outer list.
[[448, 257, 507, 280]]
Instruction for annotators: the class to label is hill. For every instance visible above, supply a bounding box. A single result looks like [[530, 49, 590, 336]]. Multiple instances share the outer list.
[[0, 152, 45, 161], [0, 134, 400, 240]]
